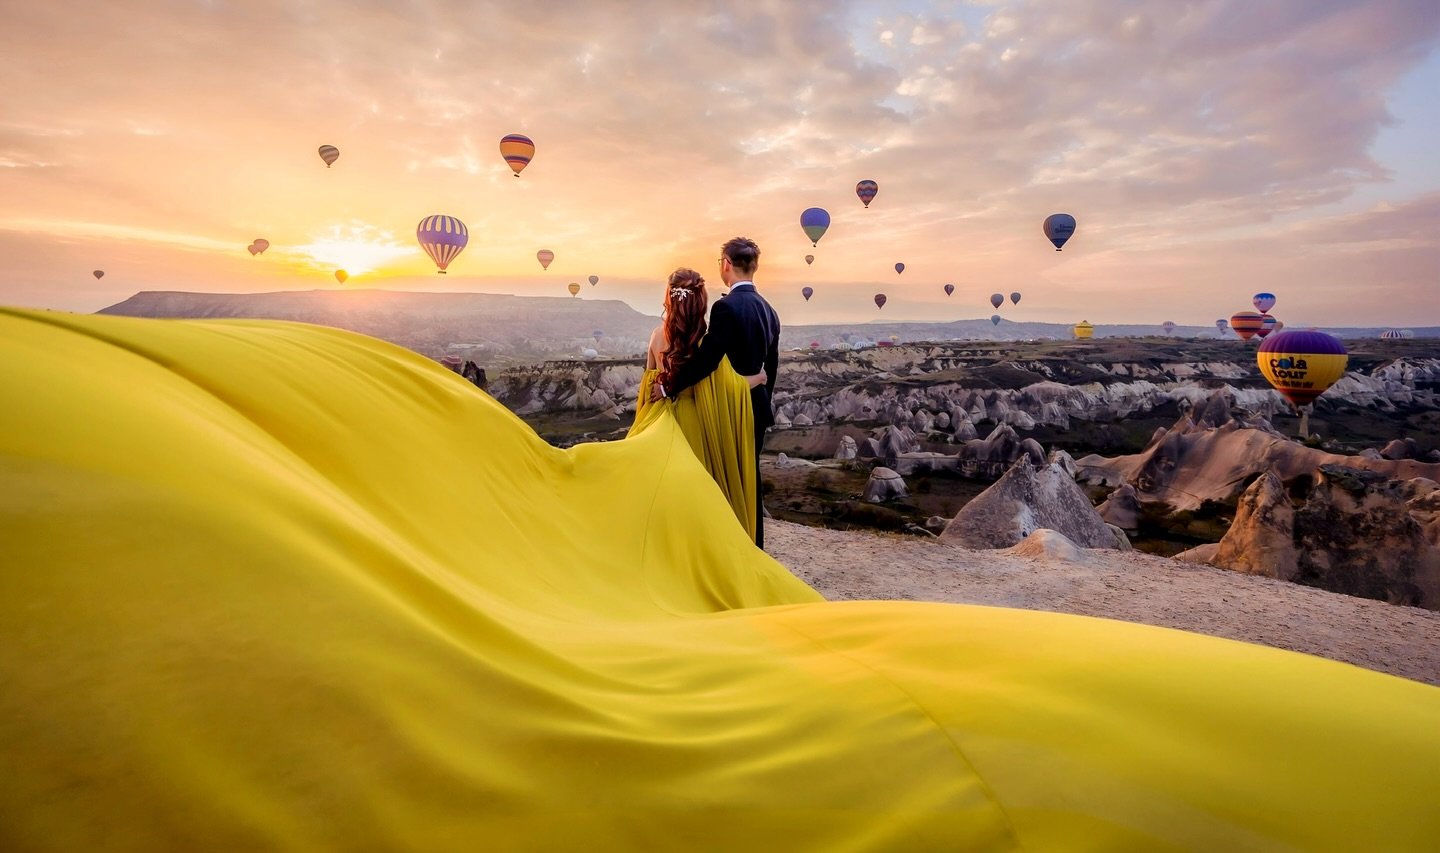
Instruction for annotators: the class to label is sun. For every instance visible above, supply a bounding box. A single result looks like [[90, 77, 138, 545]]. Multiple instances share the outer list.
[[290, 224, 415, 278]]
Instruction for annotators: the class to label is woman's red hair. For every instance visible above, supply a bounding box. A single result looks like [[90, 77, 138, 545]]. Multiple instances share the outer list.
[[658, 268, 708, 392]]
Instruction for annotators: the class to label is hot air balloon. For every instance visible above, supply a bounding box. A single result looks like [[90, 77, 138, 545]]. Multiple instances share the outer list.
[[874, 293, 886, 309], [943, 284, 955, 297], [1216, 319, 1229, 335], [581, 348, 597, 360], [1380, 329, 1414, 339], [810, 340, 820, 350], [251, 239, 269, 255], [1256, 315, 1280, 339], [856, 180, 878, 208], [567, 283, 581, 297], [499, 134, 535, 176], [804, 254, 814, 266], [416, 215, 469, 274], [1258, 330, 1349, 436], [894, 262, 904, 275], [1272, 320, 1285, 334], [536, 250, 554, 270], [1043, 213, 1076, 251], [588, 275, 599, 287], [1073, 321, 1094, 340], [317, 145, 339, 167], [1253, 292, 1277, 314], [593, 330, 603, 343], [246, 244, 259, 256], [800, 208, 830, 246], [1230, 311, 1265, 341], [991, 315, 1002, 326], [92, 270, 104, 279], [801, 287, 814, 302], [990, 293, 1004, 309], [334, 270, 348, 284], [1162, 321, 1177, 335], [1010, 292, 1022, 306]]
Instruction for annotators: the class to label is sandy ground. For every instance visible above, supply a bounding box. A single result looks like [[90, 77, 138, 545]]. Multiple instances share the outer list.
[[766, 520, 1440, 687]]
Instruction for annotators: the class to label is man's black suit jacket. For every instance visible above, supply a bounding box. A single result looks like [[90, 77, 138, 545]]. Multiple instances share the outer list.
[[666, 284, 780, 431]]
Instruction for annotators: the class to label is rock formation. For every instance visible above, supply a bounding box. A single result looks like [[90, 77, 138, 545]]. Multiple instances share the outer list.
[[1002, 529, 1088, 562], [863, 467, 908, 503], [834, 435, 857, 460], [941, 457, 1120, 550]]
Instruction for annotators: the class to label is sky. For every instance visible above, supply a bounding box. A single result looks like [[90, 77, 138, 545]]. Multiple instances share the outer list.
[[2, 0, 1438, 328]]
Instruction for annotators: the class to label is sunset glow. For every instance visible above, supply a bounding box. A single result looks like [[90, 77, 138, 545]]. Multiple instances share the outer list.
[[1, 1, 1437, 326]]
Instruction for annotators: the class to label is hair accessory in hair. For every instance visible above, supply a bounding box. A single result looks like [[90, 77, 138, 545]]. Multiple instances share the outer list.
[[669, 287, 691, 301]]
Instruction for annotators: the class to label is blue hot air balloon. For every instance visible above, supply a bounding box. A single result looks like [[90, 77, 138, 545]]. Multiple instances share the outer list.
[[1043, 213, 1076, 251], [800, 208, 830, 246], [416, 215, 469, 274], [894, 262, 904, 275], [991, 314, 1002, 326], [801, 286, 814, 302], [1253, 292, 1276, 314]]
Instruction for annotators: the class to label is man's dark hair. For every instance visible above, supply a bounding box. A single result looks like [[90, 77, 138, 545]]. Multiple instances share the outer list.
[[721, 237, 760, 276]]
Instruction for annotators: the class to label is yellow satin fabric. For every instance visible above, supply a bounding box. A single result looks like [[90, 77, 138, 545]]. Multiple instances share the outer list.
[[629, 360, 757, 542], [2, 308, 1438, 851]]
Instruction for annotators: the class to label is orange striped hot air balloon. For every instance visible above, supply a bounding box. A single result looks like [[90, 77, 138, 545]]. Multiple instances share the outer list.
[[1230, 311, 1265, 341], [499, 134, 535, 176], [318, 145, 339, 168], [537, 250, 555, 270]]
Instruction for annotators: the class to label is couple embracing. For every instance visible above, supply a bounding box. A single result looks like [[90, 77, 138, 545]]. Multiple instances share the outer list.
[[628, 237, 779, 547]]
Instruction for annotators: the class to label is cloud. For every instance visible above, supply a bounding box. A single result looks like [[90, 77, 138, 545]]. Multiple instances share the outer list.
[[0, 0, 1436, 325]]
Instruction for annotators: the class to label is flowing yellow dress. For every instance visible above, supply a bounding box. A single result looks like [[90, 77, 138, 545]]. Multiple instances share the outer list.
[[628, 358, 756, 542], [3, 307, 1439, 851]]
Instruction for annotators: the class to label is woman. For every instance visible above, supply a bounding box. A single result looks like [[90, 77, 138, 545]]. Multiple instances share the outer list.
[[629, 268, 765, 540]]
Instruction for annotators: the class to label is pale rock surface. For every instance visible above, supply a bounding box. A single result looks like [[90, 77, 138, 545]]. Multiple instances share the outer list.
[[1002, 529, 1088, 562], [833, 435, 858, 461], [863, 467, 908, 503], [941, 457, 1119, 549]]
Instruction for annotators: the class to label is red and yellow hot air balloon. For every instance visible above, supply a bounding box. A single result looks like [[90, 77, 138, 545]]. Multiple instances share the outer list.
[[499, 134, 535, 176], [1258, 331, 1349, 436], [567, 283, 581, 297], [1230, 311, 1265, 341]]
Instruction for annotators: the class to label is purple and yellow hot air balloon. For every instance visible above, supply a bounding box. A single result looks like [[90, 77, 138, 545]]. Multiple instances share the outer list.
[[318, 145, 339, 168], [416, 215, 469, 274], [1253, 292, 1277, 314], [1043, 213, 1076, 251], [943, 283, 955, 297], [537, 250, 555, 270], [1256, 315, 1280, 339], [588, 275, 599, 287], [856, 180, 878, 208], [1258, 330, 1348, 410], [801, 286, 814, 302], [990, 293, 1004, 309], [804, 254, 814, 266], [800, 208, 830, 247], [874, 293, 886, 310], [567, 283, 581, 297], [1230, 311, 1265, 341], [499, 134, 535, 176], [894, 262, 904, 275]]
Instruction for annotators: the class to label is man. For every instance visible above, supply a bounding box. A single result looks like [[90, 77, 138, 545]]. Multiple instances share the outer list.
[[651, 237, 779, 547]]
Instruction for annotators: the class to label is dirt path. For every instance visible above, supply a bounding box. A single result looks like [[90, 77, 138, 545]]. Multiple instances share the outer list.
[[766, 521, 1440, 687]]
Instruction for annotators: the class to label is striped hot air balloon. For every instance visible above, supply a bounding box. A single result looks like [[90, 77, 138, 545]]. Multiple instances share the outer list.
[[1230, 311, 1266, 341], [1380, 329, 1414, 339], [588, 275, 599, 286], [318, 145, 339, 168], [1073, 321, 1094, 339], [537, 250, 554, 270], [1258, 330, 1348, 409], [416, 215, 469, 274], [1256, 315, 1280, 339], [855, 180, 878, 208], [499, 134, 535, 176], [1162, 321, 1177, 335]]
